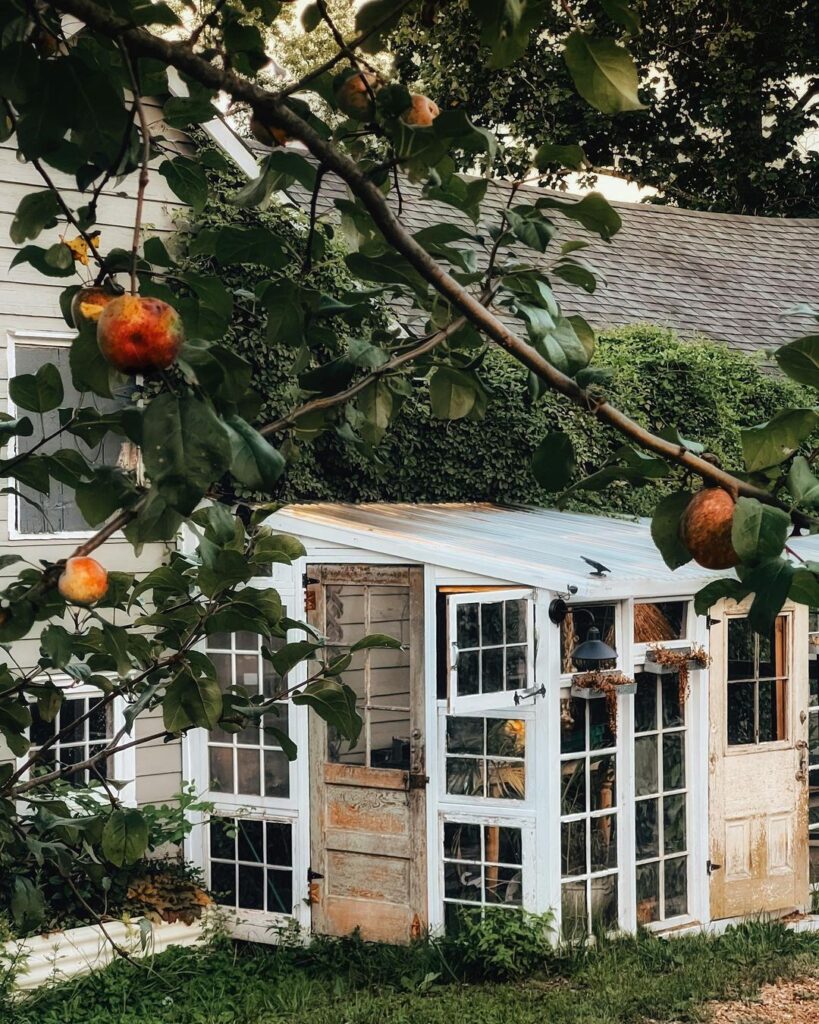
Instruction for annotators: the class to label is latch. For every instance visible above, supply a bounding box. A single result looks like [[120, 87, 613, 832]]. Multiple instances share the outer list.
[[796, 739, 809, 782], [407, 772, 429, 790], [706, 859, 722, 875], [303, 574, 319, 613]]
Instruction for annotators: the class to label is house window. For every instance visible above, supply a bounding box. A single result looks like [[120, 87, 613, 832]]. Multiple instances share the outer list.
[[808, 611, 819, 885], [208, 816, 294, 916], [205, 631, 291, 799], [445, 716, 526, 799], [560, 604, 617, 674], [9, 337, 122, 534], [633, 601, 688, 644], [30, 691, 113, 787], [726, 615, 788, 745], [559, 696, 618, 938], [442, 820, 523, 930], [633, 671, 688, 923]]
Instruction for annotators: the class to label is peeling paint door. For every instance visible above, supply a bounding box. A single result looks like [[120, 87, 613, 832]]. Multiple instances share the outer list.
[[307, 565, 427, 942], [709, 600, 809, 920]]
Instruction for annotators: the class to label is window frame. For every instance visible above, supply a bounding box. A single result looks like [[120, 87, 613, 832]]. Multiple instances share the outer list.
[[632, 597, 694, 664], [446, 589, 535, 714], [807, 610, 819, 888], [724, 611, 791, 750]]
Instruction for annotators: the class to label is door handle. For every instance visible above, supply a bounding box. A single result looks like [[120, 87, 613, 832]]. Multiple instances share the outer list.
[[796, 740, 809, 782]]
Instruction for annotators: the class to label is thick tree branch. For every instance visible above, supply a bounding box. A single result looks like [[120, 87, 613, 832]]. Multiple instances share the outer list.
[[41, 0, 813, 528]]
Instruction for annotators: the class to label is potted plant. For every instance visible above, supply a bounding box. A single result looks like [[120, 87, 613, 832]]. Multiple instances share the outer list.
[[570, 670, 637, 735], [645, 644, 710, 706]]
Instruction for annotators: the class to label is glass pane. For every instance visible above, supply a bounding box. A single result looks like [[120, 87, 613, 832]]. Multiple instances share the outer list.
[[88, 701, 110, 741], [589, 698, 615, 750], [60, 699, 84, 745], [661, 676, 684, 728], [505, 646, 528, 691], [457, 603, 479, 648], [328, 722, 367, 766], [487, 718, 525, 757], [561, 759, 586, 816], [482, 648, 504, 693], [727, 618, 755, 680], [664, 856, 688, 917], [457, 651, 480, 697], [447, 757, 485, 797], [264, 750, 290, 798], [591, 875, 618, 932], [237, 819, 263, 862], [210, 818, 235, 859], [664, 794, 687, 854], [634, 673, 657, 733], [636, 862, 659, 925], [634, 601, 686, 643], [495, 826, 522, 865], [758, 680, 782, 743], [235, 631, 259, 651], [369, 709, 411, 769], [209, 747, 234, 793], [811, 842, 819, 886], [447, 717, 484, 754], [238, 864, 264, 910], [635, 735, 659, 797], [590, 815, 617, 872], [561, 820, 586, 877], [481, 603, 503, 647], [235, 653, 260, 692], [236, 748, 261, 795], [30, 706, 54, 746], [485, 866, 522, 905], [662, 732, 686, 790], [207, 631, 232, 650], [266, 869, 293, 914], [589, 754, 616, 811], [505, 600, 527, 643], [326, 585, 366, 647], [810, 773, 819, 825], [811, 670, 819, 708], [262, 705, 289, 747], [265, 822, 292, 867], [561, 881, 587, 940], [444, 822, 480, 861], [210, 861, 236, 906], [727, 681, 755, 745], [636, 798, 660, 859], [561, 605, 616, 674], [560, 698, 585, 754], [758, 626, 776, 679], [445, 861, 481, 900], [486, 760, 525, 800]]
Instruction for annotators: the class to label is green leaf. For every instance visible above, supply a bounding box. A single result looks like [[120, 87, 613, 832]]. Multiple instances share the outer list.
[[70, 327, 117, 398], [9, 363, 63, 413], [102, 808, 149, 867], [694, 579, 750, 617], [788, 456, 819, 509], [11, 876, 45, 933], [731, 497, 790, 564], [224, 415, 286, 491], [349, 633, 404, 652], [159, 157, 208, 215], [163, 671, 223, 732], [505, 206, 556, 253], [740, 408, 819, 472], [10, 244, 75, 278], [564, 32, 646, 114], [268, 640, 322, 677], [357, 380, 394, 446], [745, 558, 796, 635], [774, 335, 819, 388], [536, 191, 622, 241], [0, 414, 33, 445], [429, 367, 476, 420], [301, 1, 322, 30], [650, 491, 694, 570], [292, 679, 362, 744], [355, 0, 407, 53], [163, 93, 218, 129], [40, 624, 75, 669], [531, 432, 575, 493], [534, 142, 589, 170], [599, 0, 641, 34], [10, 190, 60, 244], [789, 567, 819, 607], [233, 150, 317, 208]]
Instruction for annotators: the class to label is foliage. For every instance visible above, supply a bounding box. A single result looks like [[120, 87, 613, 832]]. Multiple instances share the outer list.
[[5, 919, 819, 1023], [391, 0, 819, 215], [438, 906, 555, 980]]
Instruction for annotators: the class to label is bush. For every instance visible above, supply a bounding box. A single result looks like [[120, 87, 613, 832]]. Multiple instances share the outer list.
[[438, 907, 555, 980]]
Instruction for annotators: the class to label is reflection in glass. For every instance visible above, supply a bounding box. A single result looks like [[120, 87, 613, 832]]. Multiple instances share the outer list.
[[635, 735, 659, 797], [636, 862, 659, 924], [636, 799, 659, 859], [562, 820, 586, 877], [560, 604, 617, 673], [561, 881, 587, 940], [633, 601, 686, 642]]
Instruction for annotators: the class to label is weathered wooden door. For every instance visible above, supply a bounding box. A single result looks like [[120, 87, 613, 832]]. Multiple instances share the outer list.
[[708, 599, 809, 920], [306, 565, 427, 942]]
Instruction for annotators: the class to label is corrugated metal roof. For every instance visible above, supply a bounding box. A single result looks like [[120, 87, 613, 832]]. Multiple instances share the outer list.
[[267, 502, 744, 599]]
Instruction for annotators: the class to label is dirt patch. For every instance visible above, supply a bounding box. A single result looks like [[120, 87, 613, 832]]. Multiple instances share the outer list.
[[708, 976, 819, 1023]]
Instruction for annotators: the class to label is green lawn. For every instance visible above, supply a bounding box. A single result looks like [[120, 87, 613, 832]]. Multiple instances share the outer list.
[[5, 921, 819, 1024]]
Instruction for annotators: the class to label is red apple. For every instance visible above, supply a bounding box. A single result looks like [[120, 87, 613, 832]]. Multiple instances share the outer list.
[[58, 556, 109, 605], [97, 295, 184, 374]]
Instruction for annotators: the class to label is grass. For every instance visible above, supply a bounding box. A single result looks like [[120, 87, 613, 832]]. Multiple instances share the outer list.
[[4, 919, 819, 1024]]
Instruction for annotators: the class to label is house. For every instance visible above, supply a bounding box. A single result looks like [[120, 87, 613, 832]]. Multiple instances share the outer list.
[[181, 502, 819, 941]]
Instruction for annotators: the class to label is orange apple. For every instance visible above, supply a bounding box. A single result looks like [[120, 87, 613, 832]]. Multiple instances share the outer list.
[[58, 556, 109, 605], [401, 94, 440, 126], [335, 71, 380, 121], [71, 283, 120, 331], [97, 295, 184, 374], [679, 488, 739, 570], [250, 113, 290, 147]]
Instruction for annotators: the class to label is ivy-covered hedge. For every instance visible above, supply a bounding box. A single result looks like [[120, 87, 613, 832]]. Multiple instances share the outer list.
[[182, 144, 805, 517]]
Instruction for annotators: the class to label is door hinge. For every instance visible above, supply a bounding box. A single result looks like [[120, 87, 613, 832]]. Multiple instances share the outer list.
[[706, 859, 722, 875], [303, 574, 319, 613], [707, 617, 720, 628], [307, 867, 324, 881], [407, 772, 429, 790], [302, 574, 319, 588]]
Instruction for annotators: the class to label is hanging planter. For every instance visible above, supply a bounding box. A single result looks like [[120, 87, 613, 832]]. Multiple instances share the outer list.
[[571, 670, 637, 735], [645, 644, 710, 707]]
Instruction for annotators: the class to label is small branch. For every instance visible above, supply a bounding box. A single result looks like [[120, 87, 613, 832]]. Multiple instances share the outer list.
[[302, 163, 327, 274], [188, 0, 229, 48], [119, 44, 151, 295], [1, 416, 77, 476]]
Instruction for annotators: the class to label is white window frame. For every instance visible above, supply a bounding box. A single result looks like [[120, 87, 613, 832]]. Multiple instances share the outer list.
[[18, 675, 136, 806], [446, 589, 536, 714], [6, 329, 110, 541], [632, 597, 695, 665]]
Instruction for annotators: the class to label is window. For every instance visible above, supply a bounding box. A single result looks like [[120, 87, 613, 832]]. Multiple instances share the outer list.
[[559, 696, 618, 938], [30, 690, 113, 787], [447, 591, 534, 712], [726, 615, 788, 745], [324, 582, 412, 769], [9, 337, 122, 534], [205, 631, 291, 799], [808, 611, 819, 885], [634, 672, 688, 923], [560, 604, 617, 674], [442, 820, 523, 930], [209, 816, 294, 916], [633, 601, 688, 644], [445, 716, 526, 800]]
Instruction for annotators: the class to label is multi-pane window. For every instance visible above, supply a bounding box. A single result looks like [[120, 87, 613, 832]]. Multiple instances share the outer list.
[[209, 817, 293, 916], [726, 615, 788, 745], [560, 604, 617, 673], [450, 596, 530, 702], [634, 671, 688, 923], [442, 820, 523, 931], [205, 631, 290, 799], [808, 611, 819, 885], [11, 339, 122, 534], [559, 696, 618, 938], [633, 601, 688, 644], [324, 583, 411, 769], [445, 717, 526, 800], [30, 692, 112, 786]]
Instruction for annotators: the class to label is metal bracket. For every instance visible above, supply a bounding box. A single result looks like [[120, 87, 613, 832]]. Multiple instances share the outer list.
[[302, 574, 319, 588], [706, 859, 722, 875], [513, 683, 547, 706]]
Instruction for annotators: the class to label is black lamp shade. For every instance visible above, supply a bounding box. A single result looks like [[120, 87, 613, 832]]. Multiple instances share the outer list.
[[571, 625, 617, 671]]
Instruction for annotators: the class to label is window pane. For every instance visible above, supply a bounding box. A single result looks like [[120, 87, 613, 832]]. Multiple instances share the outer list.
[[758, 680, 782, 743], [636, 863, 659, 925], [591, 875, 618, 932], [211, 861, 236, 905], [636, 799, 659, 859], [487, 718, 525, 757], [561, 881, 587, 940], [486, 760, 524, 800], [264, 750, 290, 798], [662, 732, 685, 791], [561, 604, 616, 673], [661, 676, 684, 728], [505, 646, 528, 690], [265, 822, 292, 867], [561, 820, 586, 877], [589, 754, 616, 811], [481, 603, 503, 647], [238, 864, 264, 910], [236, 748, 261, 795], [634, 674, 657, 733], [727, 682, 755, 745], [266, 869, 293, 914], [505, 600, 526, 644], [444, 822, 480, 861], [561, 759, 585, 816], [589, 698, 615, 750], [209, 747, 234, 793], [664, 794, 687, 855], [635, 735, 659, 797], [727, 618, 755, 680], [634, 601, 686, 643], [445, 861, 481, 900], [457, 604, 479, 648], [447, 717, 484, 754], [447, 757, 485, 797], [457, 651, 480, 696], [664, 856, 688, 917], [590, 815, 617, 871], [495, 826, 522, 865], [210, 818, 235, 859], [485, 866, 521, 905], [481, 648, 504, 693], [369, 709, 410, 769], [560, 698, 585, 754]]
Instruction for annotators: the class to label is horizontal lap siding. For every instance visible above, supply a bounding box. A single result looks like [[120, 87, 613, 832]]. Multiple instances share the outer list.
[[0, 135, 190, 806]]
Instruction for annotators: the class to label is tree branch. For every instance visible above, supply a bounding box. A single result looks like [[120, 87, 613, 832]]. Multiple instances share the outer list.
[[119, 44, 151, 296]]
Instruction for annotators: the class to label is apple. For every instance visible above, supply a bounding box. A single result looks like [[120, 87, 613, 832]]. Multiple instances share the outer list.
[[402, 94, 440, 126], [679, 487, 739, 569], [335, 71, 380, 121], [71, 283, 121, 331], [58, 556, 109, 605], [250, 114, 290, 148], [97, 295, 184, 374]]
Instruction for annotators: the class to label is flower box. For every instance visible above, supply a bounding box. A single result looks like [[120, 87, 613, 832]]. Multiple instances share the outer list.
[[571, 675, 637, 699], [644, 648, 708, 676], [3, 915, 207, 993]]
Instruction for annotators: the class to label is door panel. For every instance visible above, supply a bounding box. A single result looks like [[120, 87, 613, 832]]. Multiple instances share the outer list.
[[709, 600, 809, 920], [308, 565, 427, 942]]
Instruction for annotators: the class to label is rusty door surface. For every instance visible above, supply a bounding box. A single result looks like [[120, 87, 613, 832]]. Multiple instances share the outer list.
[[708, 599, 809, 920], [306, 565, 427, 942]]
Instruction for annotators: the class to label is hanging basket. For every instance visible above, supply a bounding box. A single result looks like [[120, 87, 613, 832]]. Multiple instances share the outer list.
[[645, 644, 710, 707], [570, 670, 637, 736]]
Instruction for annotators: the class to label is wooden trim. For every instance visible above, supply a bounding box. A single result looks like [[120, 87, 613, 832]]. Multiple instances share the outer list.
[[311, 563, 412, 586], [323, 763, 408, 790], [775, 615, 788, 742]]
